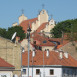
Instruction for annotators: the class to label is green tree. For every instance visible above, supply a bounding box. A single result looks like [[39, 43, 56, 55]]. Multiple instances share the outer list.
[[51, 19, 77, 40], [6, 26, 26, 40], [0, 28, 7, 38]]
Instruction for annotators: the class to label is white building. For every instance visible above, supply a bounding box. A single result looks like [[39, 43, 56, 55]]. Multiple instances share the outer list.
[[22, 50, 77, 77]]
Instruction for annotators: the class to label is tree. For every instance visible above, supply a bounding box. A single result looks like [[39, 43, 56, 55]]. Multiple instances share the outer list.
[[6, 26, 26, 41], [0, 28, 7, 38], [51, 19, 77, 40]]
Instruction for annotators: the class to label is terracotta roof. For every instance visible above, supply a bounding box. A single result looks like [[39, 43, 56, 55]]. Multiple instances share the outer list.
[[31, 32, 55, 46], [36, 22, 48, 32], [0, 57, 14, 68], [56, 40, 69, 49], [20, 18, 38, 33], [22, 51, 77, 67], [47, 35, 70, 49], [48, 38, 62, 44]]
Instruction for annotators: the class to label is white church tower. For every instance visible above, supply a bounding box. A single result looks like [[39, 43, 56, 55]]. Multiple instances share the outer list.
[[38, 9, 49, 25], [18, 14, 27, 24], [12, 10, 28, 27]]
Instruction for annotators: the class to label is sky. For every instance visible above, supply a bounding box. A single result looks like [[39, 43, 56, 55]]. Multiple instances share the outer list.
[[0, 0, 77, 29]]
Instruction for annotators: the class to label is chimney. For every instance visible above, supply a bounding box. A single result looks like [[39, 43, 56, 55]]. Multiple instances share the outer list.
[[59, 49, 63, 59], [14, 40, 17, 47], [22, 47, 25, 53], [32, 50, 35, 57], [46, 49, 49, 57], [16, 37, 20, 43], [64, 52, 68, 58], [30, 38, 34, 44]]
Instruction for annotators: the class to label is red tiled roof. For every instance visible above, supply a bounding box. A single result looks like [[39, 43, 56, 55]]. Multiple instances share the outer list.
[[48, 38, 62, 43], [0, 57, 14, 68], [57, 40, 69, 49], [57, 45, 62, 49], [20, 18, 38, 33], [31, 32, 55, 46], [22, 51, 77, 67], [36, 22, 48, 32]]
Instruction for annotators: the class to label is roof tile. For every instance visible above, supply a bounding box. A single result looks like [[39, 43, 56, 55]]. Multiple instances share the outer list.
[[22, 51, 77, 67], [0, 58, 14, 67], [20, 18, 38, 33]]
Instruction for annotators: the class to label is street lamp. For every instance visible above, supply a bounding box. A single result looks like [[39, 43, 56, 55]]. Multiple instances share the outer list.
[[43, 50, 45, 77], [27, 25, 32, 77]]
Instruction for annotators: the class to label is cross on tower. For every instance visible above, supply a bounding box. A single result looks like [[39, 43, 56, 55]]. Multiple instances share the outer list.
[[42, 4, 45, 9], [21, 9, 24, 14], [38, 9, 40, 14], [50, 14, 53, 19]]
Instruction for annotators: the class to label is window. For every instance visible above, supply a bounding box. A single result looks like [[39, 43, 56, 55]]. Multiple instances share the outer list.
[[67, 70, 69, 76], [50, 69, 54, 75], [39, 46, 42, 50], [63, 69, 66, 76], [43, 40, 47, 43], [33, 41, 36, 44], [1, 75, 7, 77], [22, 69, 26, 74], [42, 11, 44, 14], [36, 69, 40, 75]]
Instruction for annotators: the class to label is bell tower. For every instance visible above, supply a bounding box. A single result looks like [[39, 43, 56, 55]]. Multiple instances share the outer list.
[[18, 9, 27, 24], [38, 5, 49, 25]]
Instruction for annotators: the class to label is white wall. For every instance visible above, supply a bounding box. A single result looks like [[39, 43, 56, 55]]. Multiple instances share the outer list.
[[42, 46, 54, 51], [0, 71, 13, 77], [22, 67, 62, 77]]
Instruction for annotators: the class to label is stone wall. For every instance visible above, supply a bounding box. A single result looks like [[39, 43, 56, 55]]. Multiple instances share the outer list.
[[58, 42, 77, 59], [0, 37, 21, 76]]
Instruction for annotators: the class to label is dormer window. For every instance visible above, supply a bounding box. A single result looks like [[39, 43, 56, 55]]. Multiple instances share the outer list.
[[46, 24, 48, 28], [22, 47, 25, 53], [43, 40, 47, 43], [50, 21, 53, 25], [42, 10, 44, 14]]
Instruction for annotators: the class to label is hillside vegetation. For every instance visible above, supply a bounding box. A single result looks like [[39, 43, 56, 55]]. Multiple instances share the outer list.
[[51, 19, 77, 40], [0, 26, 26, 41]]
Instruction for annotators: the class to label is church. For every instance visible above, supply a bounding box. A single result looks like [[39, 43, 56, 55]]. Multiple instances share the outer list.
[[12, 9, 55, 37]]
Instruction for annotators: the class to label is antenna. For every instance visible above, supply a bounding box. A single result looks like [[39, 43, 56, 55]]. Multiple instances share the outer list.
[[38, 9, 40, 14], [11, 32, 17, 41], [49, 14, 53, 19], [51, 14, 53, 19]]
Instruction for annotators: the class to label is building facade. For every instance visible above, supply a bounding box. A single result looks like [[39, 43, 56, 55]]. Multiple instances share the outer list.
[[22, 50, 77, 77], [13, 9, 55, 37], [0, 36, 21, 77], [0, 57, 15, 77]]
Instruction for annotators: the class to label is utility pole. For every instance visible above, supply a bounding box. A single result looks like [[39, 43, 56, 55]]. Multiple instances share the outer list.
[[43, 50, 45, 77], [27, 23, 32, 77], [20, 46, 22, 77], [61, 31, 64, 44]]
